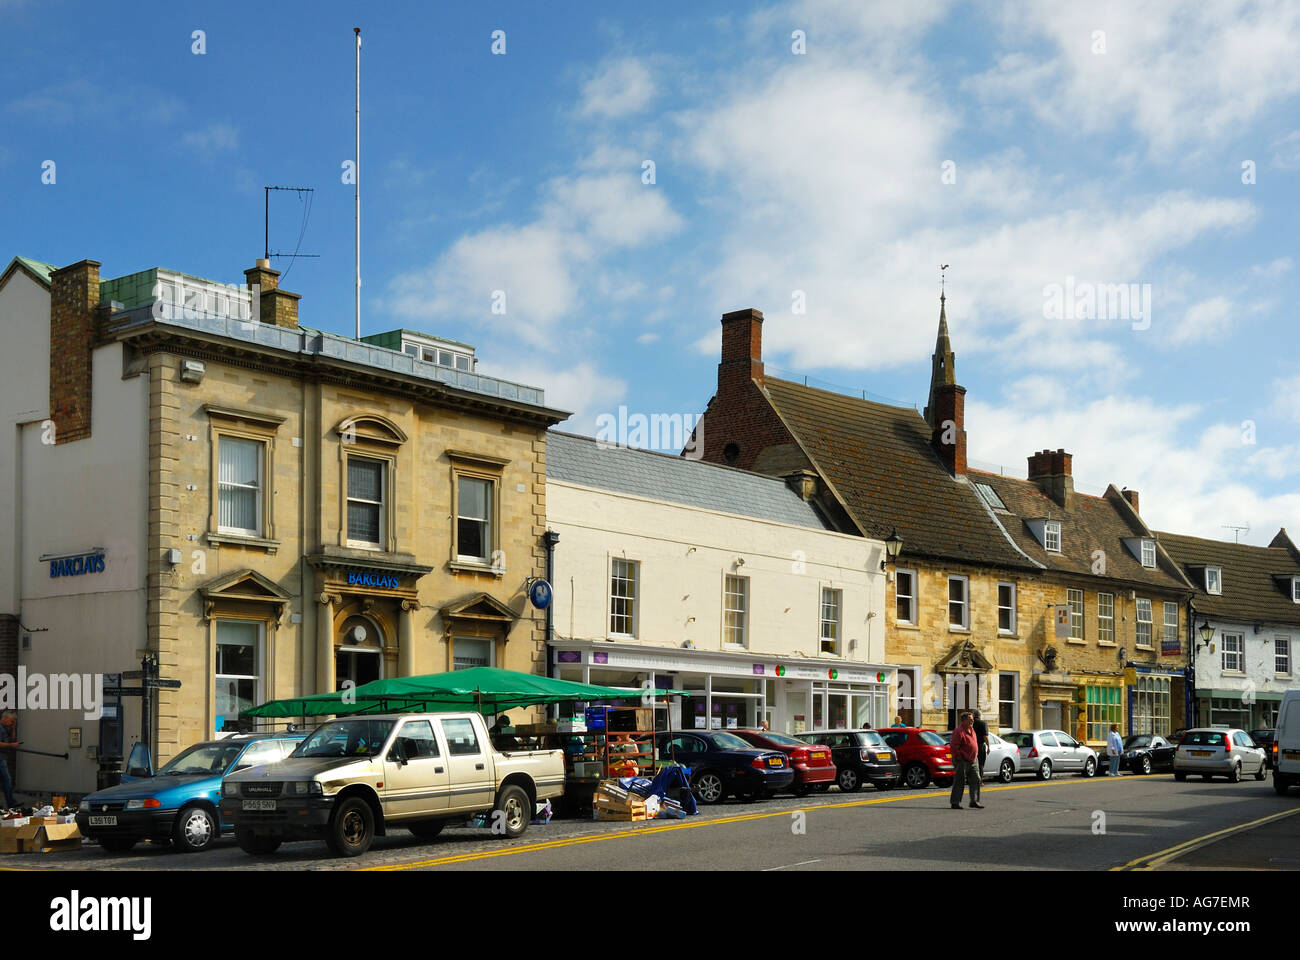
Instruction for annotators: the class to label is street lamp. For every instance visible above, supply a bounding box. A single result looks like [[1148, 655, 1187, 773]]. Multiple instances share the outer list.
[[882, 529, 903, 571], [1197, 622, 1215, 648]]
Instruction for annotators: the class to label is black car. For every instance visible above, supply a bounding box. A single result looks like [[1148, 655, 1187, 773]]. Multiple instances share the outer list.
[[654, 731, 794, 804], [1118, 734, 1176, 775], [792, 729, 901, 792], [1250, 729, 1276, 769]]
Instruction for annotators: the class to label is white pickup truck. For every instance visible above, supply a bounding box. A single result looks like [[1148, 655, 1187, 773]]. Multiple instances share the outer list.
[[219, 713, 566, 857]]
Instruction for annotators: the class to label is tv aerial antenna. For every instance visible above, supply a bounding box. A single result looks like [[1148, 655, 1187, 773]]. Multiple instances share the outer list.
[[1221, 523, 1249, 543], [263, 186, 320, 279]]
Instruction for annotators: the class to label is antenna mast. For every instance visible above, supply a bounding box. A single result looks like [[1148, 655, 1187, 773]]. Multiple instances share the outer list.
[[354, 27, 362, 340], [1221, 523, 1250, 543]]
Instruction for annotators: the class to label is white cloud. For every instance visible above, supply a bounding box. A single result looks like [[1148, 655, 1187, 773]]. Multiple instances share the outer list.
[[1169, 296, 1234, 346], [1252, 257, 1293, 278], [581, 59, 656, 118], [481, 357, 627, 435], [1272, 130, 1300, 169], [1273, 375, 1300, 427], [181, 122, 240, 153]]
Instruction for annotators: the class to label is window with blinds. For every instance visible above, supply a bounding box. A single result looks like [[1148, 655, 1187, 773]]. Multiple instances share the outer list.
[[347, 457, 385, 547], [218, 437, 262, 535]]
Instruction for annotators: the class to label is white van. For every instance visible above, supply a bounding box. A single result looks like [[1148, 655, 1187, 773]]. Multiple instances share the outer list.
[[1275, 690, 1300, 796]]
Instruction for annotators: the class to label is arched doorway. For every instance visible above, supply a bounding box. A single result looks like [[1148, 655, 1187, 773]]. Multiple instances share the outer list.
[[336, 614, 384, 690]]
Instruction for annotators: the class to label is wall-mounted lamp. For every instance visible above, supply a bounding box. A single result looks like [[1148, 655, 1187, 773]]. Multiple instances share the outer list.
[[735, 557, 746, 567], [881, 529, 903, 571], [1197, 621, 1215, 649]]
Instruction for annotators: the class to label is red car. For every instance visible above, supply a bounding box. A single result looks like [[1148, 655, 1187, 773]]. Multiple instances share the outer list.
[[734, 730, 837, 796], [880, 727, 954, 789]]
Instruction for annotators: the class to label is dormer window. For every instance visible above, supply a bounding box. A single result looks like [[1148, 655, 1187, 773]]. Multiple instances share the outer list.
[[1206, 567, 1222, 595], [1141, 539, 1156, 568], [1044, 521, 1061, 553], [1294, 578, 1300, 603]]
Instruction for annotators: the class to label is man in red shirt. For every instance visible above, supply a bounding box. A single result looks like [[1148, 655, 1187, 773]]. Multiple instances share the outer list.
[[950, 711, 983, 809]]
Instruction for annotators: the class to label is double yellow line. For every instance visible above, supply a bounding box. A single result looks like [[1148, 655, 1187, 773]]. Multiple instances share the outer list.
[[1113, 806, 1300, 871]]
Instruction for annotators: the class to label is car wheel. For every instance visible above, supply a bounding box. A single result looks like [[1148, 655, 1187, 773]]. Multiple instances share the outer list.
[[1228, 763, 1241, 784], [172, 804, 217, 853], [904, 763, 930, 789], [1255, 764, 1266, 782], [998, 759, 1015, 784], [493, 785, 531, 839], [326, 797, 375, 857], [97, 837, 137, 853], [692, 770, 725, 804], [1140, 756, 1152, 775], [407, 820, 446, 840], [235, 829, 282, 855], [1275, 775, 1290, 795], [1037, 759, 1053, 781], [1174, 772, 1187, 782], [1081, 757, 1097, 778], [837, 767, 862, 792], [792, 783, 811, 797]]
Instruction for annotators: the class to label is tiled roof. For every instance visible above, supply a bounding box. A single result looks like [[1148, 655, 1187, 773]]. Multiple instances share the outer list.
[[973, 471, 1192, 593], [546, 431, 832, 531], [760, 378, 1036, 568], [1157, 531, 1300, 624]]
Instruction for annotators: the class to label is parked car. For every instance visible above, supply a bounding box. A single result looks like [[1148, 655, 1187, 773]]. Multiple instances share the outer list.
[[1274, 691, 1300, 796], [937, 730, 1021, 784], [1250, 729, 1276, 770], [733, 730, 836, 796], [1002, 730, 1098, 780], [881, 728, 953, 788], [76, 731, 305, 853], [222, 713, 566, 856], [1173, 728, 1267, 783], [655, 731, 794, 804], [1117, 734, 1177, 775], [792, 729, 901, 791]]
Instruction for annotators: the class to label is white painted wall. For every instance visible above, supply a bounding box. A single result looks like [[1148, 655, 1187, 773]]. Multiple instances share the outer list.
[[1196, 617, 1298, 699], [549, 480, 886, 664]]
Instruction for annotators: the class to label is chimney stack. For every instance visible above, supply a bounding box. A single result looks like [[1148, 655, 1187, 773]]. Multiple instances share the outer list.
[[930, 383, 967, 476], [718, 308, 764, 397], [48, 259, 102, 444], [1027, 448, 1074, 507], [785, 468, 819, 501], [1121, 488, 1139, 514], [244, 259, 300, 329]]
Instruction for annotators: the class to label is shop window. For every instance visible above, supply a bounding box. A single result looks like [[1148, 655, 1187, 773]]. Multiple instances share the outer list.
[[1221, 633, 1243, 672], [998, 672, 1018, 731], [1133, 676, 1171, 736], [346, 456, 385, 548], [1085, 685, 1123, 741], [997, 582, 1016, 633], [1135, 598, 1153, 647], [1067, 589, 1084, 640], [895, 569, 917, 624], [723, 575, 749, 647], [820, 587, 841, 654], [610, 559, 639, 637], [215, 620, 261, 731], [1097, 593, 1115, 644]]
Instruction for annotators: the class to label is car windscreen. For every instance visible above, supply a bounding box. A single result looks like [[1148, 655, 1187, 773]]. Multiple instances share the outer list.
[[1124, 736, 1151, 749], [157, 741, 245, 776], [293, 719, 396, 758], [1182, 731, 1225, 746], [918, 731, 947, 746], [709, 732, 754, 751], [855, 732, 886, 747]]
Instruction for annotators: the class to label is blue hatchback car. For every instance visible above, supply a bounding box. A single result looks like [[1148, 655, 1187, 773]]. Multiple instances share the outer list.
[[76, 732, 304, 853]]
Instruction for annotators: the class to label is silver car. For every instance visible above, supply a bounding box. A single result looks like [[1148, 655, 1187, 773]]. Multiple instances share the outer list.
[[939, 730, 1021, 784], [1003, 729, 1098, 780], [1173, 728, 1267, 783]]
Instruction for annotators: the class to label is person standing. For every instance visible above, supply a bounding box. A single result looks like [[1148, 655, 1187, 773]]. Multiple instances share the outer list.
[[950, 711, 983, 809], [972, 709, 989, 778], [891, 716, 905, 727], [0, 711, 20, 809], [1107, 723, 1124, 777]]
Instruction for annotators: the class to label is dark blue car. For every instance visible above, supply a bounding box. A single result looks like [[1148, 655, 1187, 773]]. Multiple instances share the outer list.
[[76, 732, 304, 853], [654, 730, 794, 804]]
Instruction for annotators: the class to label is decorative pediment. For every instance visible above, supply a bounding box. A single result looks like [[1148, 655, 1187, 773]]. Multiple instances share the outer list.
[[334, 414, 408, 448], [936, 638, 993, 673], [439, 592, 519, 625], [200, 568, 292, 621]]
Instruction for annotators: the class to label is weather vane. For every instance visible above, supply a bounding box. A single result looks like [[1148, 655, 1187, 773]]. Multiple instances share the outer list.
[[940, 264, 950, 298]]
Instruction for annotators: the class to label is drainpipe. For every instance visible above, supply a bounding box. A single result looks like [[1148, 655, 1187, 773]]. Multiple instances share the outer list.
[[543, 531, 559, 679], [1187, 598, 1197, 727]]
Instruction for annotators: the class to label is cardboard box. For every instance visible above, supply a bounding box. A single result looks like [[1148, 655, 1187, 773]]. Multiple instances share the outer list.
[[0, 832, 21, 854], [12, 822, 44, 853], [33, 823, 82, 853]]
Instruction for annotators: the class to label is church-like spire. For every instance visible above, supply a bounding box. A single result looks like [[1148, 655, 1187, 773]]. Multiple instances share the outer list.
[[924, 291, 956, 429]]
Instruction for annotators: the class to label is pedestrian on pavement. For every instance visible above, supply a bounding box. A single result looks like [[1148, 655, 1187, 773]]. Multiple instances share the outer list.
[[972, 709, 989, 777], [950, 711, 982, 809], [1107, 723, 1124, 777], [0, 711, 19, 809], [891, 716, 905, 727]]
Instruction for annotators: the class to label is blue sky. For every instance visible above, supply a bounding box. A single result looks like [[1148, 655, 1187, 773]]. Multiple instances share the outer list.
[[4, 0, 1299, 544]]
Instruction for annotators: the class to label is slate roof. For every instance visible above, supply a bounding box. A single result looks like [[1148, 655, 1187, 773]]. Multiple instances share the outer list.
[[546, 430, 832, 531], [1156, 531, 1300, 624], [972, 471, 1194, 593], [759, 378, 1038, 568]]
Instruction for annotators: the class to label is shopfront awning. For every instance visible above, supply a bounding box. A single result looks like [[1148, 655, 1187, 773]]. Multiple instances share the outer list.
[[1200, 688, 1283, 702], [242, 666, 684, 719]]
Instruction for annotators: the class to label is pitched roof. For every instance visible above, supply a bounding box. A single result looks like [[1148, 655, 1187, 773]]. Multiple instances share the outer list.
[[759, 378, 1037, 568], [972, 471, 1192, 593], [546, 430, 832, 531], [0, 256, 58, 288], [1156, 531, 1300, 624]]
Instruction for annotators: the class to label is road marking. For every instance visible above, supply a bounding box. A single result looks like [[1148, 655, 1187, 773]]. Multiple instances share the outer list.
[[1112, 805, 1300, 871], [763, 859, 821, 871], [363, 775, 1125, 871]]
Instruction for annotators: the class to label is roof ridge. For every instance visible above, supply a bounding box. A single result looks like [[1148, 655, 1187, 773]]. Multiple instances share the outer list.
[[547, 430, 800, 488]]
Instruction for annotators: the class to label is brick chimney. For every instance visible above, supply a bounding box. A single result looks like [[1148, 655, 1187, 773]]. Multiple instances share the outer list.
[[49, 259, 102, 444], [1121, 488, 1139, 514], [244, 258, 300, 329], [718, 308, 764, 397], [930, 383, 967, 476], [1027, 449, 1074, 508]]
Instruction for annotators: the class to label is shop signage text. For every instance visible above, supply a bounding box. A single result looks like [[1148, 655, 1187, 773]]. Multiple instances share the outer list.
[[346, 569, 400, 589], [48, 552, 106, 579]]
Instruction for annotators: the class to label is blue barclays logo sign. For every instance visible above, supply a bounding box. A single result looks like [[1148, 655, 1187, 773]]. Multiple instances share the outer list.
[[346, 569, 400, 589], [48, 553, 106, 579]]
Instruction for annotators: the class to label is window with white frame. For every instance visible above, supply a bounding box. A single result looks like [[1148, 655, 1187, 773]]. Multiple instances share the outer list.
[[456, 476, 492, 563], [1097, 593, 1115, 644], [948, 576, 969, 628], [215, 620, 261, 728], [997, 582, 1016, 633], [1221, 632, 1243, 672], [1293, 578, 1300, 603], [723, 575, 749, 647], [1136, 598, 1153, 647], [998, 672, 1018, 731], [218, 437, 263, 536], [1133, 675, 1171, 736], [897, 667, 920, 726], [1067, 589, 1084, 640], [895, 569, 917, 624], [1044, 521, 1061, 553], [1140, 539, 1156, 568], [346, 456, 385, 548], [1163, 602, 1178, 649], [610, 559, 638, 637], [1277, 636, 1292, 675], [1206, 567, 1222, 595], [820, 587, 842, 654]]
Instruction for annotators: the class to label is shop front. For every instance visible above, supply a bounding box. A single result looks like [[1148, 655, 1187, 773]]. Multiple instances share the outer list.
[[1196, 689, 1279, 730], [1126, 665, 1187, 737], [550, 641, 893, 734]]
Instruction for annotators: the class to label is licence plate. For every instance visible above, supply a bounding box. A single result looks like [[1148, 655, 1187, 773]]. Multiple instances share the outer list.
[[88, 816, 116, 827], [1191, 750, 1212, 758], [242, 799, 276, 811], [767, 758, 783, 767], [813, 752, 827, 759], [1285, 749, 1300, 759], [876, 753, 891, 761]]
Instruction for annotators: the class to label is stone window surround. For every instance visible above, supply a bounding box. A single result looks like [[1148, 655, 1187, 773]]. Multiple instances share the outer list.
[[997, 581, 1017, 635], [894, 568, 918, 625], [947, 575, 969, 631], [204, 404, 285, 554], [334, 414, 407, 555], [447, 449, 510, 576], [209, 613, 273, 736]]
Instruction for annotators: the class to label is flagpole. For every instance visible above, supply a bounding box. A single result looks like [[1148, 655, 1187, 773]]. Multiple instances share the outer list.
[[354, 26, 362, 340]]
